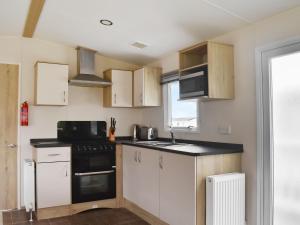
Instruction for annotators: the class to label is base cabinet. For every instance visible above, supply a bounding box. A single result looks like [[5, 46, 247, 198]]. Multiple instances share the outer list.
[[159, 152, 196, 225], [123, 146, 195, 225], [33, 147, 71, 209], [123, 146, 159, 217], [122, 146, 242, 225], [36, 161, 71, 208]]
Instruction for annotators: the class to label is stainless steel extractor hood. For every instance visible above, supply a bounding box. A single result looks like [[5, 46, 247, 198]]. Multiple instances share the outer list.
[[69, 47, 112, 87]]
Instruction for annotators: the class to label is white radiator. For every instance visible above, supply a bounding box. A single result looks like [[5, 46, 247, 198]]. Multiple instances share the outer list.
[[206, 173, 245, 225], [23, 159, 35, 212]]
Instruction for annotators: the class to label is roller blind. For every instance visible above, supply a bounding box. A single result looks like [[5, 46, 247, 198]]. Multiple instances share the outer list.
[[160, 70, 179, 84]]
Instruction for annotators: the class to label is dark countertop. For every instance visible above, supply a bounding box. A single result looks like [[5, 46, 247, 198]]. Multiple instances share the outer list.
[[117, 137, 243, 157], [30, 138, 72, 148], [30, 137, 243, 156]]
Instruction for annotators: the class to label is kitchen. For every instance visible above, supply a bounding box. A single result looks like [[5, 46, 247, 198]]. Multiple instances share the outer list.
[[1, 1, 300, 225]]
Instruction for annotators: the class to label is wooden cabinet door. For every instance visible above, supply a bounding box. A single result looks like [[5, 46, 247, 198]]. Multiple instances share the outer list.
[[159, 152, 197, 225], [111, 70, 132, 107], [133, 68, 144, 107], [143, 67, 161, 106], [36, 161, 71, 208], [35, 63, 68, 105], [123, 145, 139, 205], [137, 147, 160, 217]]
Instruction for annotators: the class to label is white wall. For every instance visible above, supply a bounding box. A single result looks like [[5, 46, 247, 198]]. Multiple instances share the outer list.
[[143, 7, 300, 225], [0, 36, 143, 206]]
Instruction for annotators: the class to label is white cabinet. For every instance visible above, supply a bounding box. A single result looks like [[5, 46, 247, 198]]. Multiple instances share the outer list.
[[123, 146, 159, 217], [123, 146, 139, 204], [103, 69, 133, 107], [33, 147, 71, 209], [159, 152, 197, 225], [35, 62, 69, 106], [123, 146, 196, 225], [133, 67, 161, 107], [36, 161, 71, 208], [137, 147, 160, 216]]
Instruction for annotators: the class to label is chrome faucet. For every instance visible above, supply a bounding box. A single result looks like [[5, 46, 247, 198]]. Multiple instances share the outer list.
[[170, 130, 176, 144]]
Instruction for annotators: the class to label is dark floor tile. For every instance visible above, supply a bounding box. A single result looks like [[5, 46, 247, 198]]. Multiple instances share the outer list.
[[96, 208, 149, 225], [2, 211, 12, 225], [10, 208, 149, 225], [122, 221, 150, 225], [49, 216, 71, 225], [11, 210, 28, 224]]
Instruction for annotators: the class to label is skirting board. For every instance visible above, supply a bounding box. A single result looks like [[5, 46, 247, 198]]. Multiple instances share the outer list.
[[36, 198, 117, 220]]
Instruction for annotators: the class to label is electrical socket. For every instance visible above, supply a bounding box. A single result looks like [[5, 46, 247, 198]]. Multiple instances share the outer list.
[[218, 124, 232, 135]]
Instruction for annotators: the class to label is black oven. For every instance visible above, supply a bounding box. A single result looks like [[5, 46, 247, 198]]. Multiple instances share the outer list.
[[57, 121, 116, 204], [72, 142, 116, 204], [179, 70, 208, 99]]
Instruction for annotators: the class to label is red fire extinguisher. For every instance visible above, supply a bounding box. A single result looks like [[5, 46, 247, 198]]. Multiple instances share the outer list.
[[21, 101, 29, 126]]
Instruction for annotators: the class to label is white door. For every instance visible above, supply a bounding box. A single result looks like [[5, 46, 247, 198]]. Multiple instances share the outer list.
[[36, 161, 71, 208], [136, 147, 160, 217], [36, 63, 68, 105], [112, 70, 132, 107], [134, 68, 144, 106], [159, 152, 196, 225], [257, 40, 300, 225], [123, 145, 139, 205]]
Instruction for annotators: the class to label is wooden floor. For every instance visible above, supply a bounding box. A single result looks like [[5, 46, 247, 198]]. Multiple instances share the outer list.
[[2, 208, 150, 225]]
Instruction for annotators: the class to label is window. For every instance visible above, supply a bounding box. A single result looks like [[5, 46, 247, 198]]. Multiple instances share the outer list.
[[164, 81, 199, 131]]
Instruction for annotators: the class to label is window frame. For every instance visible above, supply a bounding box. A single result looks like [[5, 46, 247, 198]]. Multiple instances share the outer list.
[[163, 81, 200, 133]]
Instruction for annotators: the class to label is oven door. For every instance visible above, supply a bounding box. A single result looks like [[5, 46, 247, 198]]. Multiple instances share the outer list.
[[72, 151, 116, 173], [179, 72, 208, 99], [72, 169, 116, 203]]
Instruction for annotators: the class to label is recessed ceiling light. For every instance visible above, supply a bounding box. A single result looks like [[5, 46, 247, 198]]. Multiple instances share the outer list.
[[100, 19, 113, 26], [132, 42, 147, 49]]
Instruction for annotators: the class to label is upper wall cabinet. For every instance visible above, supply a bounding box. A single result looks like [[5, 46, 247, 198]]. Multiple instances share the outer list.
[[179, 41, 234, 100], [35, 62, 69, 106], [103, 69, 133, 107], [133, 67, 162, 107]]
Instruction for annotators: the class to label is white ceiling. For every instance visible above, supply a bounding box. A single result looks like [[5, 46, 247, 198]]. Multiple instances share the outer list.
[[1, 0, 300, 64], [0, 0, 30, 36]]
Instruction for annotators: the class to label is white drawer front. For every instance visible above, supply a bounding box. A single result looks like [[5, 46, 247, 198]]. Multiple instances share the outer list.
[[36, 147, 70, 162]]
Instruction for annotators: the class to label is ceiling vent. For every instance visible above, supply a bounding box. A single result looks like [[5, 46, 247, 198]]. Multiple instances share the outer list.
[[132, 42, 147, 49]]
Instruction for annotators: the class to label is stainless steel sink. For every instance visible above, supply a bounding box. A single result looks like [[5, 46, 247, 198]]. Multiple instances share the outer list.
[[135, 141, 185, 147]]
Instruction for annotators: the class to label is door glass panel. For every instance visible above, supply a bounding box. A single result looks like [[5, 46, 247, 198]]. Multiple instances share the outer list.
[[79, 174, 110, 195], [272, 51, 300, 225]]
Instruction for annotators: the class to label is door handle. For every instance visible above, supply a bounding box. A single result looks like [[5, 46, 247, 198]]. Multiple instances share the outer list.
[[7, 144, 17, 148], [114, 94, 117, 104], [74, 170, 114, 176]]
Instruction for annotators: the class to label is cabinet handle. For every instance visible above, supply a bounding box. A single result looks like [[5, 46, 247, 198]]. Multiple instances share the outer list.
[[65, 165, 68, 177], [63, 91, 66, 103], [159, 155, 163, 169], [140, 94, 143, 104], [114, 94, 117, 104], [48, 153, 60, 157], [138, 151, 141, 163], [134, 151, 138, 162]]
